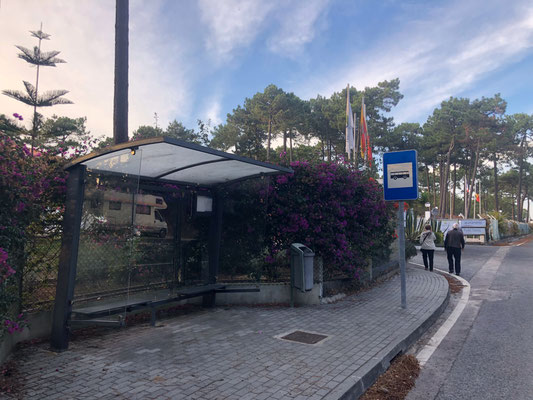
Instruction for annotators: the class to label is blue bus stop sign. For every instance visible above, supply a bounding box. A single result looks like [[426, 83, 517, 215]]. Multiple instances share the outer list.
[[383, 150, 418, 201]]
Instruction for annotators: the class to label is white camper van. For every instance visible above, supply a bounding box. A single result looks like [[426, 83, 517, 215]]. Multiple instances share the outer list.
[[85, 190, 168, 237]]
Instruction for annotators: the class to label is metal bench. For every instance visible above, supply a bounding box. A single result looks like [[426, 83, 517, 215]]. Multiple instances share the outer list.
[[70, 284, 259, 328]]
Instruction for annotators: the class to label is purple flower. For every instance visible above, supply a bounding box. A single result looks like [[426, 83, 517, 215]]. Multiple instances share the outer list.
[[15, 201, 26, 213]]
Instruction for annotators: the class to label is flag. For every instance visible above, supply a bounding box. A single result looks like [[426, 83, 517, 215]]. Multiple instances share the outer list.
[[346, 85, 355, 154], [360, 99, 367, 158], [353, 111, 357, 160], [366, 131, 372, 167], [361, 97, 369, 163], [475, 193, 480, 202]]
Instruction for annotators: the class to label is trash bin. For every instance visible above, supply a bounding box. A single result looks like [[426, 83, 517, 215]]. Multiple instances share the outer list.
[[290, 243, 314, 292]]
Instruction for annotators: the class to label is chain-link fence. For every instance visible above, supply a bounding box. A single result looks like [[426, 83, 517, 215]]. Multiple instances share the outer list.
[[22, 234, 218, 312], [20, 174, 376, 312], [22, 236, 61, 312]]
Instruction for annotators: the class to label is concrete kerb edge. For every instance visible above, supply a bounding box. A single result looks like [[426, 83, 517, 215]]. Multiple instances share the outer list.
[[337, 273, 451, 400]]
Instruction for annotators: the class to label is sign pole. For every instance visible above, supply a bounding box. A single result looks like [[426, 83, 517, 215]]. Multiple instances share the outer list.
[[397, 206, 407, 309], [383, 150, 418, 310]]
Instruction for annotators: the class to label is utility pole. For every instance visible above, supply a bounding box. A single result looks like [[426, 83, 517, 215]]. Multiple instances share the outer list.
[[113, 0, 129, 144]]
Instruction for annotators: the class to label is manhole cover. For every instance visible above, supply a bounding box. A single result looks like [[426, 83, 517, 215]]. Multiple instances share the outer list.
[[280, 330, 328, 345]]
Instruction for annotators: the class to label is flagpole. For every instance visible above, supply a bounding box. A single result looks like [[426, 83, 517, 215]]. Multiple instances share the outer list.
[[464, 175, 467, 217], [353, 112, 356, 164], [360, 96, 365, 165], [479, 180, 482, 215], [346, 84, 350, 159], [474, 187, 476, 217]]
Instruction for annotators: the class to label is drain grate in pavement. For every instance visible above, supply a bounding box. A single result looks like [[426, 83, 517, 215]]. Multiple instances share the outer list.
[[280, 330, 328, 345]]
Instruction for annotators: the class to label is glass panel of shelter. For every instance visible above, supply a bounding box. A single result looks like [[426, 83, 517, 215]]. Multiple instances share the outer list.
[[74, 150, 143, 309], [73, 149, 212, 314]]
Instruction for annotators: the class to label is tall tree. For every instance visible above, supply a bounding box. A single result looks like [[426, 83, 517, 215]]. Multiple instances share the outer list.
[[461, 95, 506, 218], [423, 97, 469, 217], [132, 120, 209, 146], [113, 0, 129, 144], [196, 119, 212, 146], [276, 92, 308, 162], [0, 114, 25, 139], [387, 123, 422, 151], [2, 25, 72, 151], [131, 125, 164, 141], [247, 84, 286, 161], [166, 120, 209, 145], [212, 105, 267, 159], [363, 78, 404, 152], [507, 113, 533, 221], [485, 112, 512, 213], [40, 115, 91, 152], [499, 169, 520, 219], [308, 95, 337, 161]]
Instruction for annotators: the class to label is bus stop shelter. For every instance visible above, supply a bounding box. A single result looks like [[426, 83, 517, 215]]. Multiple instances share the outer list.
[[50, 137, 292, 351]]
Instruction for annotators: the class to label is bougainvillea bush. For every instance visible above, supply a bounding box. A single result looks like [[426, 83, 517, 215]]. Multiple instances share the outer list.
[[265, 161, 395, 279], [218, 178, 272, 280], [0, 131, 67, 335]]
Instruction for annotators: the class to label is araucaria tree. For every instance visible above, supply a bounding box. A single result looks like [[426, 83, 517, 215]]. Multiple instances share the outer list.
[[2, 25, 72, 151]]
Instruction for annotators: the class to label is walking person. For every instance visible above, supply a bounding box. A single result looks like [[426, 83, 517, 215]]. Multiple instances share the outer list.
[[444, 223, 465, 275], [420, 224, 436, 271]]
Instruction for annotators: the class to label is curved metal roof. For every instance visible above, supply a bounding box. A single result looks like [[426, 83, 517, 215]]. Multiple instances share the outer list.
[[66, 137, 292, 187]]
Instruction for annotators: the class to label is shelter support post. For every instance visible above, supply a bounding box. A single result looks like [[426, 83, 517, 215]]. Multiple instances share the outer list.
[[51, 165, 86, 351], [203, 190, 223, 307]]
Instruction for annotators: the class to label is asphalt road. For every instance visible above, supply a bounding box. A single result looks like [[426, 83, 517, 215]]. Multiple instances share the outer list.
[[407, 238, 533, 400]]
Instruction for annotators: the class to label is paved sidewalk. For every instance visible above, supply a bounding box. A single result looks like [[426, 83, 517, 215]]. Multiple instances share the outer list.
[[15, 266, 448, 400]]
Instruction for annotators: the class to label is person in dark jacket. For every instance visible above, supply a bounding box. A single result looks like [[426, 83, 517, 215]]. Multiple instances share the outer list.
[[444, 223, 465, 275]]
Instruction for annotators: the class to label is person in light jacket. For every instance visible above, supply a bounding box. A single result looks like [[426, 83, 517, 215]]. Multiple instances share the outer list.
[[420, 224, 437, 271]]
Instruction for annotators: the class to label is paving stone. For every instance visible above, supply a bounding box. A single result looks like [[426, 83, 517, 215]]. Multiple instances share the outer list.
[[15, 267, 446, 399]]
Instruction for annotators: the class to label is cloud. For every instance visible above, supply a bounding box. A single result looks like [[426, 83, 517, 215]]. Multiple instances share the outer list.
[[267, 0, 330, 57], [204, 99, 222, 126], [198, 0, 332, 62], [198, 0, 275, 62], [299, 0, 533, 124], [128, 2, 192, 133]]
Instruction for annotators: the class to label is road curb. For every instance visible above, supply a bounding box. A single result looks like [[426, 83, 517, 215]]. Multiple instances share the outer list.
[[337, 269, 450, 400]]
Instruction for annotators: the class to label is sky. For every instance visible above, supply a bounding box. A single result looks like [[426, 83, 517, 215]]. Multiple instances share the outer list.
[[1, 0, 533, 140]]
